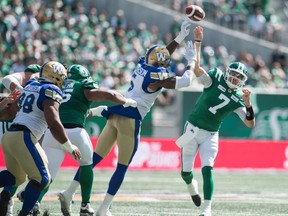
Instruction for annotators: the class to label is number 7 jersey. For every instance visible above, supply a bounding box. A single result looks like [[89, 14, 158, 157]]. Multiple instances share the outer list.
[[188, 68, 245, 132]]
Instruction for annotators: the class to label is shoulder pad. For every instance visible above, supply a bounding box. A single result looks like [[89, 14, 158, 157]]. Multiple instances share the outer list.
[[44, 88, 63, 103]]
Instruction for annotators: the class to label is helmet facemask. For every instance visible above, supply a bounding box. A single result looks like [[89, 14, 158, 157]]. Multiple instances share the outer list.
[[224, 62, 248, 89], [145, 45, 171, 68]]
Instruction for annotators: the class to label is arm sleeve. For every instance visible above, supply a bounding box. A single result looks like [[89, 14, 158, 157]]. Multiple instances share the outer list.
[[234, 106, 246, 122], [196, 72, 213, 88], [175, 70, 193, 89], [2, 73, 23, 91]]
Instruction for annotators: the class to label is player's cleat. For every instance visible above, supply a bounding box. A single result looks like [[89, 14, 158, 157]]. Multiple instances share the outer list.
[[16, 191, 40, 215], [191, 194, 201, 207], [58, 192, 72, 216], [16, 191, 25, 202], [0, 190, 11, 216], [199, 202, 211, 216], [42, 210, 50, 216], [96, 208, 112, 216], [6, 198, 14, 216], [187, 179, 201, 207], [17, 210, 33, 216], [32, 201, 41, 216], [80, 203, 94, 216]]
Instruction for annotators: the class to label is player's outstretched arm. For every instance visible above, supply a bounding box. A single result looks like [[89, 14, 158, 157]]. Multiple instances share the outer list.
[[84, 89, 137, 107], [2, 73, 24, 91], [166, 19, 192, 55]]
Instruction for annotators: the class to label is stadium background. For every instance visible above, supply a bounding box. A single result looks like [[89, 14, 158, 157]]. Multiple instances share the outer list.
[[0, 0, 288, 170]]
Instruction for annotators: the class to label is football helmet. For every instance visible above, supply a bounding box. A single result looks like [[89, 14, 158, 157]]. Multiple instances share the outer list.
[[67, 64, 91, 82], [145, 45, 170, 68], [24, 64, 41, 73], [39, 61, 67, 89], [224, 62, 248, 89]]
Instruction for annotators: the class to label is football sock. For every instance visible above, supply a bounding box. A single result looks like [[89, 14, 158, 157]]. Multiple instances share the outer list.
[[0, 170, 16, 186], [202, 166, 214, 200], [38, 180, 52, 202], [99, 193, 114, 210], [73, 152, 103, 182], [107, 163, 128, 195], [181, 171, 193, 184], [63, 180, 80, 199], [79, 164, 93, 203], [22, 181, 42, 213], [3, 185, 18, 196]]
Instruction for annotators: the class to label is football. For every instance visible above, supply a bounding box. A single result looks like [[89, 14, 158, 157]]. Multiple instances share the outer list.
[[185, 5, 205, 22]]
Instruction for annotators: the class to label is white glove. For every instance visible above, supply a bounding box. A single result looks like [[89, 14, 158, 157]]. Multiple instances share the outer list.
[[90, 105, 108, 117], [123, 98, 137, 108], [174, 19, 192, 44], [184, 41, 196, 65]]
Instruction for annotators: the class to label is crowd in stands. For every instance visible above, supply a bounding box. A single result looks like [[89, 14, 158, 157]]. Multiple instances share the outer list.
[[0, 0, 287, 99]]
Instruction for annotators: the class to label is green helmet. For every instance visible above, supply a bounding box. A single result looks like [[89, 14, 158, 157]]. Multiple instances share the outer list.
[[67, 64, 91, 81], [24, 64, 41, 73], [224, 62, 248, 89]]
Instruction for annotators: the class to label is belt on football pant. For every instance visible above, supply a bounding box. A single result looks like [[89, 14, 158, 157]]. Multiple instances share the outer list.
[[9, 124, 31, 132]]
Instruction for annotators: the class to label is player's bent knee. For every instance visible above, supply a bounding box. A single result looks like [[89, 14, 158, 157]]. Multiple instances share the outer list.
[[181, 171, 193, 184], [30, 179, 47, 191], [15, 176, 27, 186]]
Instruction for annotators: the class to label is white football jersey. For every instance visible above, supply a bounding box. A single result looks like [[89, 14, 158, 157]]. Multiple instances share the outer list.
[[125, 57, 169, 119], [12, 80, 63, 140]]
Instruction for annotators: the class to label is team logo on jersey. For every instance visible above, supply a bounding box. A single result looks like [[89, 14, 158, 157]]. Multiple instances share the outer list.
[[150, 72, 169, 80]]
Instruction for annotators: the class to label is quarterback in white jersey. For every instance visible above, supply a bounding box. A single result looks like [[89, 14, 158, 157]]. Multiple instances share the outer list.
[[59, 19, 197, 216], [0, 61, 81, 216]]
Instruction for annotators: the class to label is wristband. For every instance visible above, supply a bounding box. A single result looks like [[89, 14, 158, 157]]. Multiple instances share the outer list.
[[195, 40, 202, 43], [245, 106, 254, 120], [61, 140, 77, 154]]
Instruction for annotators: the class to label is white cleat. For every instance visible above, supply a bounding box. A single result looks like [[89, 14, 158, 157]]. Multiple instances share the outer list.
[[58, 192, 72, 216], [80, 203, 95, 216], [199, 200, 211, 216]]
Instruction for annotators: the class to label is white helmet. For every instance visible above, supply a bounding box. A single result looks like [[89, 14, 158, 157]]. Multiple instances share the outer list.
[[224, 62, 248, 89]]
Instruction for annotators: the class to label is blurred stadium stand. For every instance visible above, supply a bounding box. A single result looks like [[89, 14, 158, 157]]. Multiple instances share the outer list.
[[0, 0, 287, 138]]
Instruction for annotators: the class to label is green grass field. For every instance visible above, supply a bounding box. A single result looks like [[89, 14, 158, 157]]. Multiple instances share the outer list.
[[12, 169, 288, 216]]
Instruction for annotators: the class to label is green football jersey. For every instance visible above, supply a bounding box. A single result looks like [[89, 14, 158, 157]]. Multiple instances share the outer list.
[[188, 68, 245, 132], [60, 80, 98, 127]]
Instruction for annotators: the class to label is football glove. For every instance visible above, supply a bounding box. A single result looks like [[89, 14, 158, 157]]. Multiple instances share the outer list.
[[175, 19, 192, 44], [90, 105, 108, 117], [184, 41, 196, 65], [123, 98, 137, 108]]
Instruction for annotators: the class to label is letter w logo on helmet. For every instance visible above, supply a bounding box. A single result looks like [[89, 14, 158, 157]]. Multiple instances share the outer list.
[[156, 52, 167, 62], [52, 63, 64, 75]]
